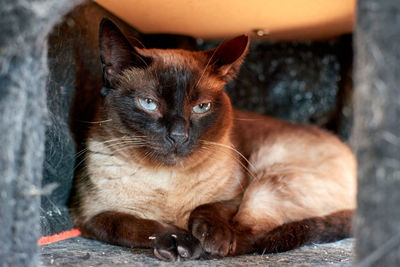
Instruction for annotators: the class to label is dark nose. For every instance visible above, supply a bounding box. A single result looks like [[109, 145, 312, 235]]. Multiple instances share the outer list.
[[168, 118, 188, 145]]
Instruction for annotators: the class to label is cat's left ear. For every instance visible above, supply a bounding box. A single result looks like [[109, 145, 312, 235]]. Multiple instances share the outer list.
[[204, 35, 249, 82], [99, 18, 151, 89]]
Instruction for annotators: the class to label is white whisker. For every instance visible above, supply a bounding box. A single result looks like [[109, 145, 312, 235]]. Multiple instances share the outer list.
[[200, 140, 258, 182], [77, 119, 113, 124], [199, 145, 246, 191], [73, 136, 148, 171], [200, 140, 255, 170]]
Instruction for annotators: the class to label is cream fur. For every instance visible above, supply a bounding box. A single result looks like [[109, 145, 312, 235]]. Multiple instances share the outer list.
[[75, 137, 244, 229]]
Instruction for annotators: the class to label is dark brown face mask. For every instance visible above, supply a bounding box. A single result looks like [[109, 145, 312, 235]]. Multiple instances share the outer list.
[[97, 18, 248, 165]]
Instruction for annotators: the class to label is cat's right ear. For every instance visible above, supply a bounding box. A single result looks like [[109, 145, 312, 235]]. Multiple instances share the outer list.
[[204, 35, 249, 83], [99, 18, 151, 89]]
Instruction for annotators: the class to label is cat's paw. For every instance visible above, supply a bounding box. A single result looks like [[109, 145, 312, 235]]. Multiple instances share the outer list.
[[190, 217, 235, 257], [151, 232, 203, 261]]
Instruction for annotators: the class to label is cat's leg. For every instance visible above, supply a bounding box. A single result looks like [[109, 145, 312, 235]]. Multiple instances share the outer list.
[[188, 198, 255, 257], [189, 172, 355, 257], [229, 171, 355, 255], [254, 209, 353, 254], [189, 201, 353, 258], [77, 211, 203, 261]]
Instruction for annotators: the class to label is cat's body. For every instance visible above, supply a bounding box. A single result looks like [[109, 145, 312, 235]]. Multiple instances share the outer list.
[[69, 19, 356, 261], [74, 128, 243, 230]]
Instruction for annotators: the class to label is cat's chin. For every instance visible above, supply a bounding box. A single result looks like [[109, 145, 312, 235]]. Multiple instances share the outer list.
[[150, 151, 194, 167], [156, 153, 186, 166], [160, 158, 180, 166]]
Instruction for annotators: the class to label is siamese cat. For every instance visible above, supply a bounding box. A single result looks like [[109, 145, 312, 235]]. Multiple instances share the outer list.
[[69, 18, 356, 261]]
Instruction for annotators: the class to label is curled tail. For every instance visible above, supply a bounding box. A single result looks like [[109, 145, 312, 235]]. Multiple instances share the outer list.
[[255, 210, 353, 254]]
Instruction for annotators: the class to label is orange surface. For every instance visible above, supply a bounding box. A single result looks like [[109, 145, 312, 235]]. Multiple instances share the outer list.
[[95, 0, 355, 40], [38, 229, 81, 245]]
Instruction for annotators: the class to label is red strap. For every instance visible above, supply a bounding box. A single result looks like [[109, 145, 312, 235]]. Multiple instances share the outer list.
[[38, 229, 81, 245]]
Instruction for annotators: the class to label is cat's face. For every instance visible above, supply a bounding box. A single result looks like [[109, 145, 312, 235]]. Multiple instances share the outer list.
[[97, 19, 248, 166]]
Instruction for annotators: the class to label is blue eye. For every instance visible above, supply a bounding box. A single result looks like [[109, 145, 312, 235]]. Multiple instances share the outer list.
[[193, 102, 211, 114], [138, 98, 158, 111]]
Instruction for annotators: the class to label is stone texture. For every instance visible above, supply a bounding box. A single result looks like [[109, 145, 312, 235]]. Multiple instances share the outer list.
[[40, 237, 354, 267], [352, 0, 400, 266], [0, 0, 83, 266], [41, 1, 117, 237]]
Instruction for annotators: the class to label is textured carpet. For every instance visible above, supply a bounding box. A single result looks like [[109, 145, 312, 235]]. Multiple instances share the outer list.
[[40, 237, 353, 266]]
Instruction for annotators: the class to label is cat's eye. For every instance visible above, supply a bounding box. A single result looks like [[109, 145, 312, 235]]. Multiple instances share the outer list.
[[138, 97, 158, 111], [193, 102, 211, 114]]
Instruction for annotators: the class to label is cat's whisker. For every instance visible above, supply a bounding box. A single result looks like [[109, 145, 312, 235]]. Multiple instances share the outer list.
[[234, 157, 257, 181], [200, 140, 256, 171], [211, 146, 257, 182], [77, 119, 113, 124], [199, 146, 246, 191], [97, 142, 146, 156], [200, 140, 258, 182], [106, 141, 147, 149], [75, 137, 125, 158], [91, 136, 147, 148], [264, 166, 324, 176], [234, 118, 262, 121], [109, 146, 138, 157], [73, 154, 93, 172], [143, 149, 158, 163], [74, 139, 148, 171], [141, 149, 165, 170], [74, 147, 90, 159], [74, 137, 145, 158]]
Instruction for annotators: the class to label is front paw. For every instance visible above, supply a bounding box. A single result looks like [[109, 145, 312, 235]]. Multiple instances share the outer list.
[[151, 232, 203, 261], [190, 217, 235, 257]]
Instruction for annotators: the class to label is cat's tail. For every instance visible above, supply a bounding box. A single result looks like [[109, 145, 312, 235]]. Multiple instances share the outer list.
[[255, 209, 353, 254]]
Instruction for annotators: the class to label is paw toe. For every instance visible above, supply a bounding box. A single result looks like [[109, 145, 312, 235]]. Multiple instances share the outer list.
[[152, 232, 202, 261], [191, 219, 234, 257], [153, 247, 177, 261]]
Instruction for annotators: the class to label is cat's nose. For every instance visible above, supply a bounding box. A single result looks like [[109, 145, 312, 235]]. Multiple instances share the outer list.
[[170, 130, 188, 145], [168, 118, 188, 145]]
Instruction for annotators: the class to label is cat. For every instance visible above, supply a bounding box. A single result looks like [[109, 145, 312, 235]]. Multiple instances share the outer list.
[[69, 18, 357, 261]]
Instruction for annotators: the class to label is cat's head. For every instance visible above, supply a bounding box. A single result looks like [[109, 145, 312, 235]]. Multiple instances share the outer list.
[[96, 18, 248, 167]]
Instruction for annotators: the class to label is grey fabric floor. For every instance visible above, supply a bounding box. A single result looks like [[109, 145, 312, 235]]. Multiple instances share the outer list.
[[40, 237, 353, 266]]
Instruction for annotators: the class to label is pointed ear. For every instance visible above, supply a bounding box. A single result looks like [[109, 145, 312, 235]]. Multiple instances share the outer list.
[[99, 18, 151, 88], [205, 35, 249, 82]]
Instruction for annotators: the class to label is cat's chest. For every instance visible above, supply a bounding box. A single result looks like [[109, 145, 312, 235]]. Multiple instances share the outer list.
[[88, 158, 191, 226], [84, 140, 241, 229]]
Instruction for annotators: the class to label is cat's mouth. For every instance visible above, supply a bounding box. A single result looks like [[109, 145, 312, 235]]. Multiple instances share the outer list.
[[148, 145, 192, 166]]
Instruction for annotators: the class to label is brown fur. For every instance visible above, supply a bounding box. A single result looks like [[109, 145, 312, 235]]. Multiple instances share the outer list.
[[69, 19, 357, 261]]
